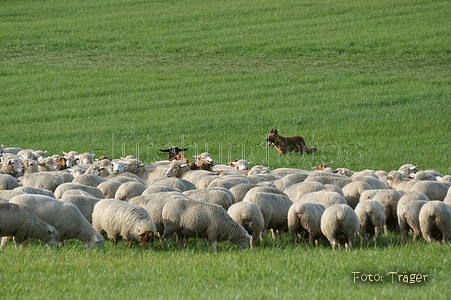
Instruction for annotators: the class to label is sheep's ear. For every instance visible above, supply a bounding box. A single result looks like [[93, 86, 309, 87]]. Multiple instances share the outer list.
[[386, 175, 393, 180], [181, 148, 188, 151], [410, 166, 417, 170], [159, 149, 170, 153]]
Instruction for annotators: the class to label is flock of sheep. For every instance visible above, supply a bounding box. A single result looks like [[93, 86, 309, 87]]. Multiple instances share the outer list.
[[1, 144, 451, 252]]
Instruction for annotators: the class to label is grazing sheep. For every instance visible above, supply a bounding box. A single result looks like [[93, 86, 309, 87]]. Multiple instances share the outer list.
[[243, 191, 293, 239], [22, 172, 64, 192], [97, 180, 122, 199], [207, 176, 251, 190], [0, 174, 19, 190], [299, 190, 347, 208], [60, 190, 102, 224], [284, 181, 327, 203], [54, 182, 105, 199], [342, 181, 374, 209], [409, 181, 450, 201], [350, 175, 387, 190], [147, 177, 196, 192], [419, 201, 451, 244], [354, 200, 386, 248], [229, 184, 256, 203], [227, 201, 264, 247], [1, 155, 23, 177], [72, 174, 107, 187], [304, 172, 353, 188], [320, 204, 360, 251], [9, 194, 104, 248], [386, 171, 417, 193], [371, 189, 402, 233], [38, 157, 61, 172], [129, 192, 188, 237], [161, 198, 251, 252], [287, 202, 325, 246], [84, 163, 112, 178], [399, 200, 429, 245], [0, 202, 59, 249], [184, 187, 234, 210], [114, 181, 147, 201], [143, 184, 182, 194], [396, 191, 430, 226], [92, 199, 156, 248]]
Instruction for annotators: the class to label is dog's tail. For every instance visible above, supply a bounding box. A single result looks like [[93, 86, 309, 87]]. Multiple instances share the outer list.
[[305, 146, 317, 154]]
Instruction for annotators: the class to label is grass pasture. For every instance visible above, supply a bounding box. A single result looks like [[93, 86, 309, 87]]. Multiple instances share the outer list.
[[1, 0, 451, 298]]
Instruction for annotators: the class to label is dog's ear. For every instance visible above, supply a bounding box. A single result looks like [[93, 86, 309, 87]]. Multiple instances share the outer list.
[[273, 129, 278, 135]]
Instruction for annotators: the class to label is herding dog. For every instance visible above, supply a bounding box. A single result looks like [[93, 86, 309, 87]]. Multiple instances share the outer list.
[[266, 129, 317, 155]]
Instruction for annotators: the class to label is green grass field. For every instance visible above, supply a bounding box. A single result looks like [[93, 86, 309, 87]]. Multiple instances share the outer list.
[[1, 0, 451, 298]]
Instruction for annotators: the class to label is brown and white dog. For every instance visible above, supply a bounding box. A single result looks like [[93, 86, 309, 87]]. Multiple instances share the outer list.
[[266, 129, 317, 155]]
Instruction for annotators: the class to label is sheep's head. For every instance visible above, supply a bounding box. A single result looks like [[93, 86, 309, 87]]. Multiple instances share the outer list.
[[139, 231, 155, 249], [38, 157, 61, 171], [160, 146, 188, 160], [166, 160, 189, 177], [229, 159, 250, 171], [1, 156, 24, 176], [112, 161, 128, 174]]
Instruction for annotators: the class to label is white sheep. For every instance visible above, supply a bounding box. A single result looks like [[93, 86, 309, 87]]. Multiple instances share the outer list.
[[54, 182, 105, 199], [207, 175, 251, 190], [341, 180, 374, 209], [320, 203, 360, 251], [147, 177, 196, 192], [363, 189, 402, 233], [21, 159, 39, 176], [229, 183, 256, 203], [396, 191, 430, 227], [22, 172, 64, 192], [287, 202, 325, 246], [398, 164, 419, 178], [38, 157, 61, 172], [350, 175, 387, 190], [419, 201, 451, 244], [298, 190, 347, 208], [0, 202, 59, 249], [399, 200, 429, 245], [84, 163, 112, 178], [227, 201, 264, 247], [354, 200, 386, 248], [283, 181, 327, 203], [92, 199, 156, 248], [60, 190, 102, 224], [304, 172, 353, 188], [165, 160, 215, 187], [72, 173, 107, 187], [243, 190, 293, 239], [129, 191, 188, 237], [97, 180, 122, 198], [409, 181, 450, 201], [386, 171, 417, 193], [444, 188, 451, 206], [184, 187, 234, 210], [228, 159, 250, 171], [0, 174, 19, 190], [76, 152, 95, 165], [1, 155, 24, 177], [114, 181, 147, 201], [9, 194, 104, 248], [161, 198, 251, 252]]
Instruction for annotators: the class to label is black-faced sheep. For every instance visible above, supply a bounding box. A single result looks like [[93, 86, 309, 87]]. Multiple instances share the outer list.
[[320, 204, 360, 251]]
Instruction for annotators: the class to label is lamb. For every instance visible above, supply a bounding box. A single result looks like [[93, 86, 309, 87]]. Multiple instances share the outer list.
[[341, 181, 374, 209], [129, 191, 188, 237], [0, 174, 19, 190], [298, 190, 347, 208], [399, 200, 429, 245], [243, 191, 293, 239], [92, 199, 156, 248], [354, 200, 386, 248], [38, 157, 61, 172], [60, 190, 102, 224], [409, 181, 450, 201], [0, 202, 59, 249], [287, 202, 325, 246], [114, 181, 147, 201], [419, 201, 451, 244], [161, 198, 251, 252], [183, 187, 234, 210], [1, 155, 24, 177], [22, 172, 64, 192], [227, 201, 264, 247], [320, 204, 360, 251], [9, 194, 104, 248], [54, 182, 105, 199]]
